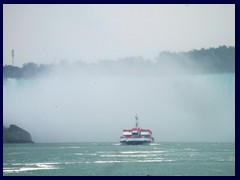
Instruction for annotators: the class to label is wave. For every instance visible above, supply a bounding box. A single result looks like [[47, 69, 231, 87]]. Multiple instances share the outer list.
[[93, 159, 174, 164], [120, 151, 165, 154], [184, 148, 198, 151], [94, 160, 128, 163], [150, 143, 160, 146], [112, 143, 121, 146], [100, 154, 160, 157], [3, 162, 60, 173], [60, 146, 82, 149], [75, 153, 97, 156]]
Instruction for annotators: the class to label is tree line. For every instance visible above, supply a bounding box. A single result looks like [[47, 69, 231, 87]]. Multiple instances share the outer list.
[[3, 45, 235, 79]]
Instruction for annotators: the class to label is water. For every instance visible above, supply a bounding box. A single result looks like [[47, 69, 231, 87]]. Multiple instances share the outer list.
[[3, 142, 235, 176]]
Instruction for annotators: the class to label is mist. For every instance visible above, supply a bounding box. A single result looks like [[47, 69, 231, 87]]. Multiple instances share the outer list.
[[3, 54, 235, 143]]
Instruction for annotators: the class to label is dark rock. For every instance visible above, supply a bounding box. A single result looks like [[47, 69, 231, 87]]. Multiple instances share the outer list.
[[3, 124, 34, 143]]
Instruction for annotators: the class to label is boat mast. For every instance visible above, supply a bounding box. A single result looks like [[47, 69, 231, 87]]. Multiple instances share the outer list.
[[135, 114, 138, 128]]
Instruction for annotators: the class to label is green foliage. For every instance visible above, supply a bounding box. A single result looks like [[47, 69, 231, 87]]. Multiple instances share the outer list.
[[157, 45, 235, 73], [3, 62, 53, 79], [3, 46, 235, 79]]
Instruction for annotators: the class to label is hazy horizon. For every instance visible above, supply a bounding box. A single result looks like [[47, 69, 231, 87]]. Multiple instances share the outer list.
[[3, 44, 234, 69]]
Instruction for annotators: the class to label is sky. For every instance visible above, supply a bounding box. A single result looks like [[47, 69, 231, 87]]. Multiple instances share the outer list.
[[3, 4, 235, 67]]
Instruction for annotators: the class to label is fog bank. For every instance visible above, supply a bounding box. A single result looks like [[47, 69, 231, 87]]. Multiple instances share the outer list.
[[3, 65, 235, 142]]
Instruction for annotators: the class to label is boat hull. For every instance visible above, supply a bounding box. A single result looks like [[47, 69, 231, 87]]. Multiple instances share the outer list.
[[120, 141, 152, 145], [120, 140, 153, 145]]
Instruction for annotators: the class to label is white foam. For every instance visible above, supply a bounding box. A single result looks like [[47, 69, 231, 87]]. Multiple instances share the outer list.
[[150, 143, 160, 146], [93, 159, 174, 164], [94, 160, 129, 164], [60, 146, 81, 149], [112, 143, 121, 146], [135, 159, 174, 163], [145, 157, 163, 160], [63, 162, 82, 164], [184, 148, 197, 151], [3, 163, 59, 173], [11, 163, 24, 166], [135, 160, 164, 162], [120, 151, 164, 154], [75, 153, 97, 156], [98, 151, 114, 154], [4, 167, 58, 173], [100, 154, 159, 157], [25, 162, 60, 166]]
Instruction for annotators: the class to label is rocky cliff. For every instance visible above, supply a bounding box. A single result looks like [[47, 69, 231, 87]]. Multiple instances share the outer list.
[[3, 124, 34, 143]]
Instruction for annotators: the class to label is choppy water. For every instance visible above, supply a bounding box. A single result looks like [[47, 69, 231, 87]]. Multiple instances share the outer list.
[[3, 142, 235, 176]]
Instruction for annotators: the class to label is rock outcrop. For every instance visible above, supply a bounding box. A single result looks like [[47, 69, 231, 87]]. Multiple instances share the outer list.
[[3, 124, 34, 143]]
